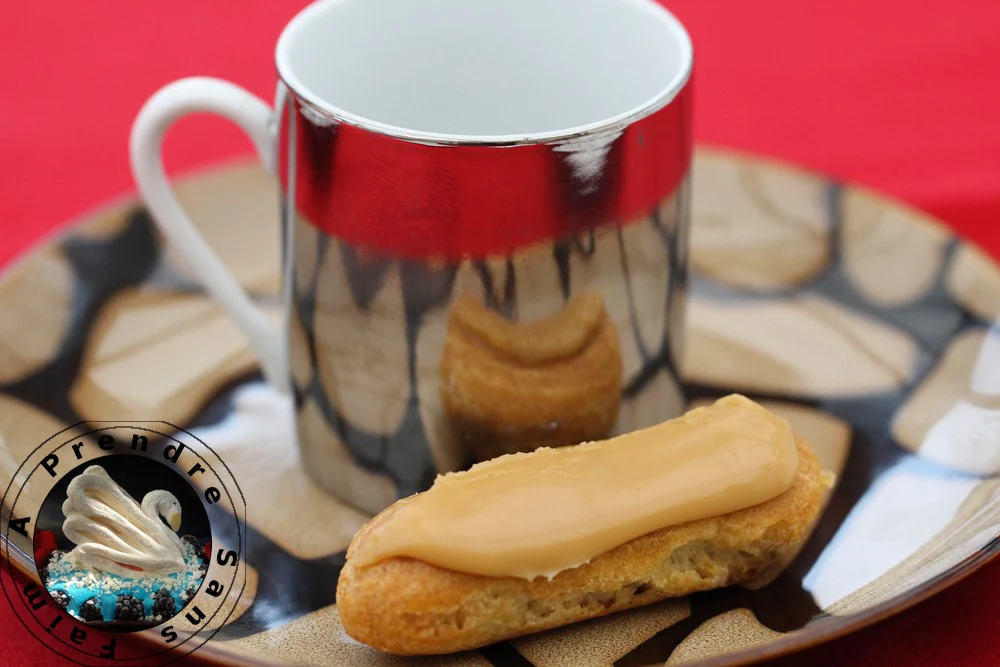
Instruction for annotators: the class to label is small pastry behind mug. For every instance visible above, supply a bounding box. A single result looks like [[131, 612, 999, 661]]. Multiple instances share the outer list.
[[439, 291, 622, 461]]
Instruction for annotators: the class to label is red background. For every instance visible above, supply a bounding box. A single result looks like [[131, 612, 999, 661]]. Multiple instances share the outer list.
[[1, 1, 998, 665]]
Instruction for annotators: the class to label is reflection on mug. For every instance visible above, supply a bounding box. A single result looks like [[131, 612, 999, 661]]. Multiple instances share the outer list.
[[439, 291, 622, 461]]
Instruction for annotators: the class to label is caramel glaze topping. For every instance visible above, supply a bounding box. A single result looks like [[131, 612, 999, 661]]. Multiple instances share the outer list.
[[351, 395, 800, 579]]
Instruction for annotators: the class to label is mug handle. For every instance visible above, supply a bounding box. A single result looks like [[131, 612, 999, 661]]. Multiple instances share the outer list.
[[130, 77, 288, 393]]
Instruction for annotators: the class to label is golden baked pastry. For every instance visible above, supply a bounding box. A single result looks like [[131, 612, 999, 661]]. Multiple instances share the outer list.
[[438, 291, 622, 461], [337, 396, 827, 655]]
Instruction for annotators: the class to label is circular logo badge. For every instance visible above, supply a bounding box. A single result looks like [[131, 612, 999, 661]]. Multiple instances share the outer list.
[[2, 423, 246, 665]]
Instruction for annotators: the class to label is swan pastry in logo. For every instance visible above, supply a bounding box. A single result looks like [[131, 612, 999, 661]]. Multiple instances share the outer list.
[[62, 466, 188, 577], [41, 465, 208, 626]]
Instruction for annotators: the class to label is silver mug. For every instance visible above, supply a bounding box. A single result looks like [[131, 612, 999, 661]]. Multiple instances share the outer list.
[[131, 0, 694, 514]]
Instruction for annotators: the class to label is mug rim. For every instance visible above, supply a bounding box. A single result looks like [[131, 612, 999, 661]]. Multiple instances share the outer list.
[[274, 0, 693, 147]]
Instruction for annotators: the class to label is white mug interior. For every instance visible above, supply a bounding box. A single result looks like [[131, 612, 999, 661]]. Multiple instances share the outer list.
[[276, 0, 692, 141]]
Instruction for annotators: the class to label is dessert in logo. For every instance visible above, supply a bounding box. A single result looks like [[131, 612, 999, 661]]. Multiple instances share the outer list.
[[38, 465, 208, 627], [439, 291, 623, 461]]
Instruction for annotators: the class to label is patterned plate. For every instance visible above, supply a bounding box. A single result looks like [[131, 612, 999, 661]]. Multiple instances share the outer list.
[[1, 148, 998, 666]]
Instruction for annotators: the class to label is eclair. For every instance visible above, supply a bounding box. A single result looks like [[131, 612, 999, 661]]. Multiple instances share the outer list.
[[438, 291, 622, 461], [336, 396, 827, 655]]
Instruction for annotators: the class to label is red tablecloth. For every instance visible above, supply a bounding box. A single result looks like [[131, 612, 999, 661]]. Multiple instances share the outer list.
[[1, 1, 998, 665]]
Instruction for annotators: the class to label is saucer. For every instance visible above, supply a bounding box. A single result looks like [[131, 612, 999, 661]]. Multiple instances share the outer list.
[[1, 148, 997, 666]]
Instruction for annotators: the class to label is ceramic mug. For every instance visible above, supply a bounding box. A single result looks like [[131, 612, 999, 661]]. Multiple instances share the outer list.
[[130, 0, 694, 514]]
